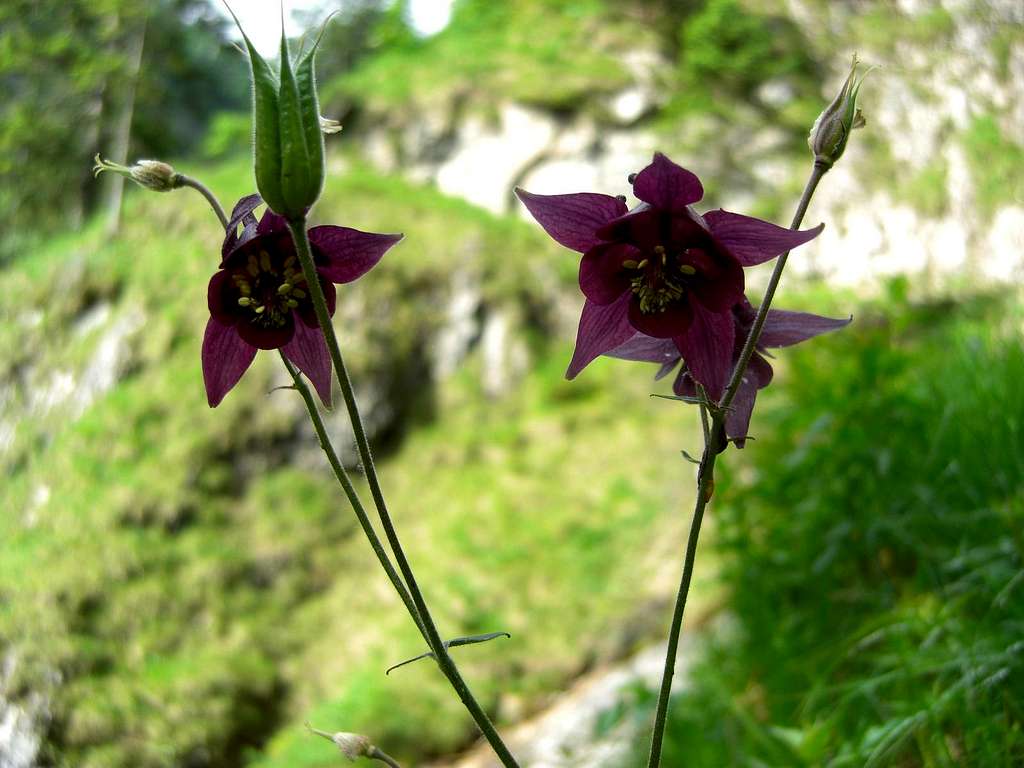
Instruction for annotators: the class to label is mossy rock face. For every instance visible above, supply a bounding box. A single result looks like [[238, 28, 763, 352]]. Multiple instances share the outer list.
[[1, 158, 699, 767]]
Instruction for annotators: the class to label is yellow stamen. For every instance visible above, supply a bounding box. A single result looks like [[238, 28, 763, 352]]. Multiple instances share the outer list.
[[622, 259, 639, 269], [260, 251, 272, 272], [292, 288, 306, 299], [286, 299, 299, 308], [680, 264, 697, 275], [637, 259, 649, 269], [237, 297, 252, 307], [254, 305, 265, 314], [277, 283, 292, 295]]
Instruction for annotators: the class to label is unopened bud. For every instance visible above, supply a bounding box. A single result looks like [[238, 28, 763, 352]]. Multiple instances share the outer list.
[[93, 155, 178, 192], [808, 54, 874, 168], [306, 723, 372, 762], [332, 732, 373, 761], [226, 7, 333, 219]]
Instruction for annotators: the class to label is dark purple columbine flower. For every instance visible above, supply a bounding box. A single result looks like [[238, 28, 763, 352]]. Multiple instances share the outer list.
[[608, 298, 850, 447], [203, 194, 402, 407], [516, 152, 824, 400]]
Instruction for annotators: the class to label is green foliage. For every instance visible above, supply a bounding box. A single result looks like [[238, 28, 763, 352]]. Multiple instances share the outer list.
[[0, 0, 244, 254], [625, 292, 1024, 766], [202, 112, 253, 160], [678, 0, 812, 98], [324, 0, 641, 112], [962, 114, 1024, 221], [654, 0, 820, 152]]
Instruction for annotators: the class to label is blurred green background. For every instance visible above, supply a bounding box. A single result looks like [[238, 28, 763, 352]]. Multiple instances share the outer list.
[[1, 1, 1023, 766]]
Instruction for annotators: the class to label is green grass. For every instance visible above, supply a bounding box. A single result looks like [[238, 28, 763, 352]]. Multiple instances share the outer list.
[[622, 291, 1024, 766]]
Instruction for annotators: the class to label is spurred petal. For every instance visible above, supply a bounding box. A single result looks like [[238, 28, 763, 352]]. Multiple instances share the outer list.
[[515, 189, 627, 253], [202, 319, 257, 407], [222, 194, 263, 259], [747, 350, 775, 389], [758, 309, 852, 347], [704, 210, 824, 266], [566, 293, 634, 379], [283, 321, 333, 407], [579, 243, 637, 305], [725, 378, 758, 449], [309, 226, 402, 284], [690, 251, 745, 312], [632, 153, 703, 210], [724, 354, 773, 448], [257, 207, 289, 235], [673, 303, 735, 401]]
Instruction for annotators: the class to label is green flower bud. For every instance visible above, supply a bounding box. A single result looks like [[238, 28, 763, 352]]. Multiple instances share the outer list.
[[225, 7, 330, 220], [808, 54, 873, 168], [93, 155, 178, 192]]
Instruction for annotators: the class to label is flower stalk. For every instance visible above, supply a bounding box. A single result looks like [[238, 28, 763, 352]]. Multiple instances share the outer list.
[[284, 216, 520, 768], [644, 160, 831, 768]]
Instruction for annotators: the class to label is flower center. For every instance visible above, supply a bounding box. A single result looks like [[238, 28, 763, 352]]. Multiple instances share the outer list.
[[624, 245, 698, 314], [230, 249, 308, 328]]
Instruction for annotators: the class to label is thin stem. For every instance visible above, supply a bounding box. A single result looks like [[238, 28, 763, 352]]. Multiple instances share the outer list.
[[286, 217, 520, 768], [646, 161, 830, 768], [646, 443, 717, 768], [174, 173, 229, 230], [368, 747, 403, 768], [719, 161, 829, 415], [279, 353, 424, 635]]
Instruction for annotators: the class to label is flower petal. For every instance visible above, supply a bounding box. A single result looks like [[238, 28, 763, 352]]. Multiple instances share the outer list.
[[580, 243, 637, 305], [516, 189, 627, 253], [758, 309, 851, 348], [283, 321, 333, 407], [202, 318, 257, 407], [632, 153, 704, 210], [309, 226, 402, 284], [628, 297, 693, 338], [673, 303, 735, 401], [236, 315, 295, 350], [222, 194, 263, 259], [207, 270, 238, 325], [257, 207, 289, 235], [704, 210, 824, 266], [566, 293, 634, 379], [605, 333, 679, 363]]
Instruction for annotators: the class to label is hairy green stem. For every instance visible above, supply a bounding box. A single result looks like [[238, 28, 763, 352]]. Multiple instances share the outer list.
[[286, 217, 520, 768], [645, 161, 830, 768], [174, 173, 229, 230], [279, 353, 424, 635]]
